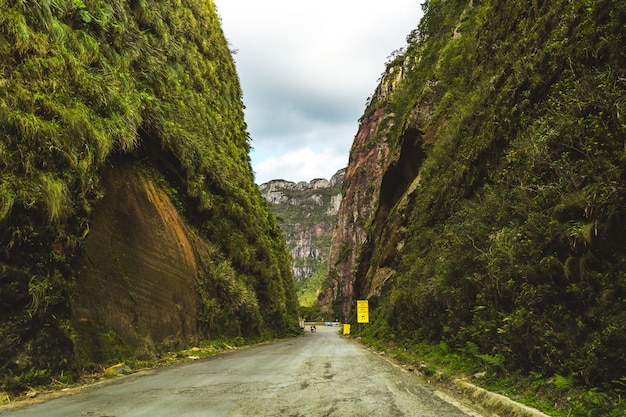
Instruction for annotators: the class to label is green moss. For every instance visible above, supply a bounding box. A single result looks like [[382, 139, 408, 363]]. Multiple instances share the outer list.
[[0, 0, 298, 393], [348, 0, 626, 415], [71, 324, 133, 369]]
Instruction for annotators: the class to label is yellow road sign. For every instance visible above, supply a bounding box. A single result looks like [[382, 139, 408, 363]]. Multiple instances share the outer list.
[[357, 299, 369, 323]]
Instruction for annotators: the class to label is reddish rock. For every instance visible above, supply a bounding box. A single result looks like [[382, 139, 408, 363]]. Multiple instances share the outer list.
[[320, 105, 391, 319], [320, 60, 432, 322], [73, 164, 200, 360]]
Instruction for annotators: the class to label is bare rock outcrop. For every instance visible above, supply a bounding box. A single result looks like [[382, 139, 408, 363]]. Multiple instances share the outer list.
[[260, 170, 345, 295], [320, 58, 430, 320], [73, 164, 201, 360]]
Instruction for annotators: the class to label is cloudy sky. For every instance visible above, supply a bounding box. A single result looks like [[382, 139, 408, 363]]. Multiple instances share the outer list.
[[213, 0, 423, 184]]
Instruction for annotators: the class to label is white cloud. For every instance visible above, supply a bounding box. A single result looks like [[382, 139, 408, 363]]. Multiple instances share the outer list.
[[253, 147, 348, 184], [214, 0, 423, 183]]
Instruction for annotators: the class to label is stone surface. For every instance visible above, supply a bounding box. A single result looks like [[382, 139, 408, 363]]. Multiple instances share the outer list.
[[320, 61, 431, 320], [73, 163, 200, 361], [453, 380, 551, 417], [319, 106, 391, 318], [259, 170, 345, 288]]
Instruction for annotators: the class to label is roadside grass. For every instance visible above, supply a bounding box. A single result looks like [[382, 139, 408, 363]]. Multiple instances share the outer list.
[[0, 335, 278, 407], [356, 333, 626, 417]]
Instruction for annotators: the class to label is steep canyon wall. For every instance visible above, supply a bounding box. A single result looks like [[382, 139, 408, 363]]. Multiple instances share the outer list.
[[322, 0, 626, 403], [260, 170, 344, 304], [0, 0, 298, 391]]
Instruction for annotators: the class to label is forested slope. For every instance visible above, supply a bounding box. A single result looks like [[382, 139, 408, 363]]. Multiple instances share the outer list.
[[324, 0, 626, 414], [0, 0, 298, 393]]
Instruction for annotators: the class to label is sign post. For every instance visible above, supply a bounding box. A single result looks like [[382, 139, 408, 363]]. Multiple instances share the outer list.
[[356, 300, 369, 324]]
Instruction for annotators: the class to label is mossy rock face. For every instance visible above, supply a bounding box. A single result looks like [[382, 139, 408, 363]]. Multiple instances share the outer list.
[[329, 0, 626, 412], [0, 0, 299, 392]]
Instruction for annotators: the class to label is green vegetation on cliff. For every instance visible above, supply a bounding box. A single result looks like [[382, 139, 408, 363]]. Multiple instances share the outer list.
[[349, 0, 625, 414], [260, 175, 344, 308], [0, 0, 298, 393]]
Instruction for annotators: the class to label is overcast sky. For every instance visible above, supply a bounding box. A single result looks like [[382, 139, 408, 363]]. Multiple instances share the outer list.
[[213, 0, 423, 184]]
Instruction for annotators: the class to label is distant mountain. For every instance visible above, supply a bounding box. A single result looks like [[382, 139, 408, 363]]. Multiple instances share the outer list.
[[259, 169, 345, 306]]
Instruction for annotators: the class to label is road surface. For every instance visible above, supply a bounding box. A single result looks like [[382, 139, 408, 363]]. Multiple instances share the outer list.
[[1, 326, 482, 417]]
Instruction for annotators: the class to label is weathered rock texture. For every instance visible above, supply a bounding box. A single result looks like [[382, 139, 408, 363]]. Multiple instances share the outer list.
[[321, 0, 626, 410], [73, 164, 200, 361], [320, 64, 423, 319], [260, 170, 344, 302]]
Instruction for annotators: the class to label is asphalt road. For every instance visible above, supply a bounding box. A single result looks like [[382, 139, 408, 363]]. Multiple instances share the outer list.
[[1, 326, 483, 417]]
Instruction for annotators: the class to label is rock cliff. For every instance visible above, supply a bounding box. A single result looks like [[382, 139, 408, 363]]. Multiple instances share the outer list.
[[260, 169, 344, 304], [321, 0, 626, 411], [73, 164, 201, 361], [0, 0, 298, 392], [320, 62, 423, 319]]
